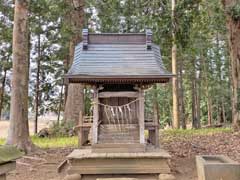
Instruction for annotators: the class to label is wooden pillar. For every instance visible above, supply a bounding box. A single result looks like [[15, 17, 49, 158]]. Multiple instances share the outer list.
[[155, 126, 160, 148], [92, 86, 99, 144], [139, 88, 145, 144], [153, 93, 160, 148], [78, 110, 83, 147]]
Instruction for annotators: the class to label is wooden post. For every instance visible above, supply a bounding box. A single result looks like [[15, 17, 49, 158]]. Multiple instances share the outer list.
[[92, 86, 99, 144], [78, 110, 83, 147], [155, 126, 160, 148], [139, 88, 145, 144], [153, 89, 160, 148]]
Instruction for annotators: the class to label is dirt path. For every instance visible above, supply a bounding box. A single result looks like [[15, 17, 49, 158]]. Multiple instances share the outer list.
[[162, 131, 240, 180], [7, 149, 198, 180], [7, 148, 72, 180], [4, 131, 240, 180]]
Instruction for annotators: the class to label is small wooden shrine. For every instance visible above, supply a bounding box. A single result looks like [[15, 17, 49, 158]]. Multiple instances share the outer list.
[[61, 29, 174, 180]]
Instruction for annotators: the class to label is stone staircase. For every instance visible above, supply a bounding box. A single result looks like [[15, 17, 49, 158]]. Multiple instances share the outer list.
[[98, 124, 139, 144], [92, 124, 145, 153]]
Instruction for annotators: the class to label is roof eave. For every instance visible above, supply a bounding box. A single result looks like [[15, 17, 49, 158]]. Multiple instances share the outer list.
[[64, 74, 174, 84]]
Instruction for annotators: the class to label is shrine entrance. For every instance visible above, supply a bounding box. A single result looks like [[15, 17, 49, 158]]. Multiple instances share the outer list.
[[92, 84, 145, 153]]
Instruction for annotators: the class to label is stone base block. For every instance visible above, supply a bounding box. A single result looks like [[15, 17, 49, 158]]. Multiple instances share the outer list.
[[196, 155, 240, 180], [97, 178, 138, 180], [66, 149, 171, 175], [59, 148, 172, 180], [158, 174, 175, 180], [64, 174, 82, 180]]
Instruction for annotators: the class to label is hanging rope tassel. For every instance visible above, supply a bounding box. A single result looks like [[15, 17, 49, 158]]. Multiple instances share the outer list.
[[115, 107, 121, 131], [127, 104, 132, 124], [124, 105, 128, 125], [109, 107, 117, 130], [118, 107, 123, 123], [91, 98, 144, 132], [104, 106, 111, 125]]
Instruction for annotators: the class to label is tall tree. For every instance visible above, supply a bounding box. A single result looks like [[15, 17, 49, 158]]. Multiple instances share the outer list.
[[171, 0, 180, 128], [179, 57, 186, 129], [64, 0, 85, 124], [222, 0, 240, 129], [6, 0, 34, 152]]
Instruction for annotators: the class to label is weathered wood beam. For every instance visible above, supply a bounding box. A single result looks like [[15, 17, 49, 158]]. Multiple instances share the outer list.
[[78, 110, 83, 147], [138, 89, 145, 144], [92, 86, 99, 144], [98, 91, 138, 98]]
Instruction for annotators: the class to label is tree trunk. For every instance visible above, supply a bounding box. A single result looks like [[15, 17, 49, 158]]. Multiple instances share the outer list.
[[192, 74, 197, 128], [34, 33, 41, 134], [0, 66, 7, 120], [64, 0, 85, 125], [202, 43, 213, 126], [221, 97, 226, 123], [171, 0, 180, 129], [222, 0, 240, 130], [179, 57, 186, 129], [192, 57, 201, 129], [216, 33, 226, 124], [57, 81, 64, 124], [6, 0, 35, 153], [207, 95, 213, 126], [196, 55, 203, 128]]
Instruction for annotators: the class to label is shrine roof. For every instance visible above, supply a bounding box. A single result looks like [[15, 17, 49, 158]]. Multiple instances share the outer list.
[[65, 31, 173, 84]]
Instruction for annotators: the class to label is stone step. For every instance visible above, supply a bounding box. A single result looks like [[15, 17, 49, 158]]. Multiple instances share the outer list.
[[92, 143, 145, 153], [100, 124, 139, 130], [98, 136, 139, 141], [99, 130, 139, 134], [98, 134, 139, 139], [99, 137, 138, 141], [98, 139, 139, 144], [97, 178, 139, 180], [100, 127, 139, 131], [99, 127, 139, 131], [99, 131, 139, 135], [98, 137, 139, 143], [98, 134, 139, 138], [99, 133, 138, 136]]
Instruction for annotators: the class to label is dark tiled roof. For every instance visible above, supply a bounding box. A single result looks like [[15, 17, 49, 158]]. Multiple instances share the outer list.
[[66, 33, 172, 84]]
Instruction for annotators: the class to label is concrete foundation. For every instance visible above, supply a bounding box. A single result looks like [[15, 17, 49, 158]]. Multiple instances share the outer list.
[[196, 155, 240, 180]]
